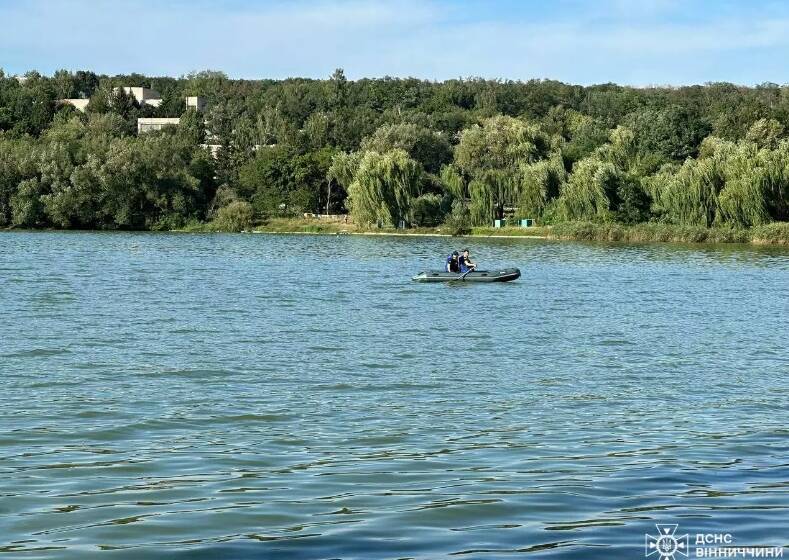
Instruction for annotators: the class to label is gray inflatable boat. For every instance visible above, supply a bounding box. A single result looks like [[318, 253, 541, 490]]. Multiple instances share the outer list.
[[412, 268, 521, 283]]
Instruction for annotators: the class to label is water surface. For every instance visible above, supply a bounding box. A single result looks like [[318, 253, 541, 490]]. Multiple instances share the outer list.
[[1, 232, 787, 558]]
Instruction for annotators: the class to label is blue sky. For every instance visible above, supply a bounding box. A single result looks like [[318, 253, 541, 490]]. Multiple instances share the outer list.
[[1, 0, 787, 85]]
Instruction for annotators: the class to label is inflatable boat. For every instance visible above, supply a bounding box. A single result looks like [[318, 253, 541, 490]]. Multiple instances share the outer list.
[[412, 268, 521, 283]]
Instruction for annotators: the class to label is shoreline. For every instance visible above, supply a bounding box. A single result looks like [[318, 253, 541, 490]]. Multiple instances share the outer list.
[[244, 219, 789, 245], [253, 230, 551, 240], [4, 220, 788, 245]]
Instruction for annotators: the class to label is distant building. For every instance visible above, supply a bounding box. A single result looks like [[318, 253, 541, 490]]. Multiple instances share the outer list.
[[186, 96, 206, 112], [119, 86, 162, 107], [58, 88, 206, 117], [131, 93, 209, 138], [58, 99, 90, 112], [137, 117, 181, 134], [58, 85, 164, 113]]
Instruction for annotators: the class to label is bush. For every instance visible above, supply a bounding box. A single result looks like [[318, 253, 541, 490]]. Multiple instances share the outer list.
[[442, 200, 471, 236], [211, 200, 254, 232], [750, 222, 789, 244], [615, 179, 651, 224], [150, 214, 187, 231], [550, 221, 754, 243], [411, 193, 444, 226], [208, 185, 239, 218]]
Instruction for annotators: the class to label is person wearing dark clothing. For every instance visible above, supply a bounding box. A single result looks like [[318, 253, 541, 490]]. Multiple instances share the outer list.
[[446, 251, 460, 272], [459, 248, 476, 273]]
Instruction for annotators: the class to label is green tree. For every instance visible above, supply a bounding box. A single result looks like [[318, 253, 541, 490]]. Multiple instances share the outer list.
[[347, 149, 421, 226], [327, 151, 363, 213], [361, 122, 451, 174], [454, 115, 550, 177], [560, 111, 611, 164], [11, 178, 46, 226], [329, 68, 348, 109], [179, 108, 206, 144], [557, 157, 621, 222], [52, 69, 77, 99], [745, 118, 784, 149], [518, 153, 565, 220], [0, 136, 35, 225], [213, 200, 253, 231], [625, 105, 711, 162], [455, 115, 552, 222]]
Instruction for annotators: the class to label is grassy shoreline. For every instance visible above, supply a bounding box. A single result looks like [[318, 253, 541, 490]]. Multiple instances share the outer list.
[[228, 218, 788, 245], [7, 219, 787, 245]]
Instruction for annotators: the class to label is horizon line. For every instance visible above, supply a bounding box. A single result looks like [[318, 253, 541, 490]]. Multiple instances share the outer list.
[[5, 68, 789, 90]]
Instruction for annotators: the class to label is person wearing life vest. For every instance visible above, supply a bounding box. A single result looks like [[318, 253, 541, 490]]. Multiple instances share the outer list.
[[459, 248, 476, 273], [446, 251, 460, 272]]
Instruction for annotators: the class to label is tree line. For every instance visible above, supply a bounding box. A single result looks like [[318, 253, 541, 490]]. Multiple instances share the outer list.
[[1, 68, 788, 231]]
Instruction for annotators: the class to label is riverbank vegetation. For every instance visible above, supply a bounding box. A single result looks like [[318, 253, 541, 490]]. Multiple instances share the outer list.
[[1, 68, 788, 242], [548, 221, 789, 244], [236, 218, 788, 244]]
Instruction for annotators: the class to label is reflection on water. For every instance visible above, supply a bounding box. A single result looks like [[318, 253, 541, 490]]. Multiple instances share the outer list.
[[1, 232, 787, 559]]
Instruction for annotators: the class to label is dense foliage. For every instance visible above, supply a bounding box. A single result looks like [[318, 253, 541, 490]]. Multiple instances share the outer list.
[[1, 68, 788, 230]]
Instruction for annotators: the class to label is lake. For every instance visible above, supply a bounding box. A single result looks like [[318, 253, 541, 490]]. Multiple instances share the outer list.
[[1, 232, 787, 559]]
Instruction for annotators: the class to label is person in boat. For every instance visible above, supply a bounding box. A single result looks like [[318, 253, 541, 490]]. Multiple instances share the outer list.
[[446, 251, 460, 273], [459, 248, 476, 273]]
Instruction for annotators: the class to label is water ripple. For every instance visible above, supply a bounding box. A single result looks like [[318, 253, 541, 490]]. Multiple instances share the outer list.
[[0, 231, 787, 558]]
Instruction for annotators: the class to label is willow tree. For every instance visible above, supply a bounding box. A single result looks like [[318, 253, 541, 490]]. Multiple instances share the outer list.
[[649, 135, 786, 227], [327, 151, 362, 190], [439, 164, 465, 200], [468, 179, 493, 226], [518, 152, 566, 220], [455, 115, 550, 175], [347, 149, 421, 226], [600, 126, 638, 170], [454, 115, 551, 222], [327, 151, 363, 214], [763, 141, 789, 221], [557, 157, 620, 222], [655, 157, 724, 226], [461, 169, 518, 226], [715, 142, 770, 226], [714, 138, 789, 226]]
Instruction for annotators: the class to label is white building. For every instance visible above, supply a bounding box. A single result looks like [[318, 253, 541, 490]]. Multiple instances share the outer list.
[[59, 99, 90, 112], [137, 95, 207, 134], [58, 85, 206, 116], [60, 86, 208, 135], [186, 96, 206, 112], [119, 86, 162, 108]]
